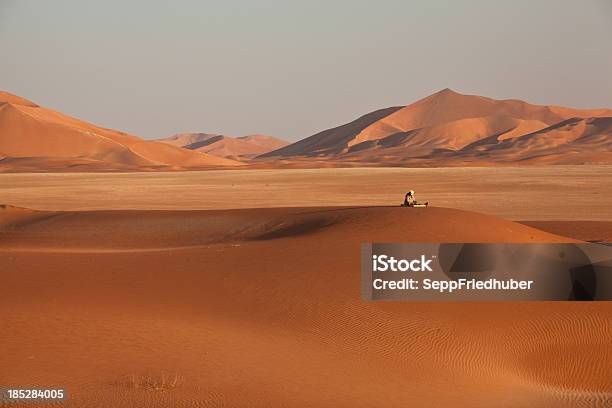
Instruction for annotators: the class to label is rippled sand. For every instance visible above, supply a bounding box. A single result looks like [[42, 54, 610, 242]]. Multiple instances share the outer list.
[[1, 205, 610, 407]]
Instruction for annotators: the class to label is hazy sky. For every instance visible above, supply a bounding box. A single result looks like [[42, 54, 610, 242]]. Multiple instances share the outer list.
[[1, 0, 611, 141]]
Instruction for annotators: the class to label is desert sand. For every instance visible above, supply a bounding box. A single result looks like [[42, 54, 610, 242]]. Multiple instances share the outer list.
[[1, 204, 611, 408], [519, 221, 612, 243], [1, 166, 611, 407], [1, 166, 611, 221], [1, 87, 611, 406]]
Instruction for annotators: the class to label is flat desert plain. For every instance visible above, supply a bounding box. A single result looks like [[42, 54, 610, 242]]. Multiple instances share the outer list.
[[2, 165, 612, 220], [1, 166, 611, 407]]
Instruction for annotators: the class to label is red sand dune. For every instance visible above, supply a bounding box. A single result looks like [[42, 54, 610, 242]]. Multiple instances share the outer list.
[[260, 89, 612, 166], [464, 116, 612, 164], [342, 116, 550, 159], [0, 91, 240, 171], [1, 204, 611, 407], [158, 132, 288, 161], [2, 89, 610, 171]]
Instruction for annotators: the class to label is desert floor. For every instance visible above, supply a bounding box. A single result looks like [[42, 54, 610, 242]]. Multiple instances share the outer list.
[[1, 166, 611, 407], [1, 165, 611, 220]]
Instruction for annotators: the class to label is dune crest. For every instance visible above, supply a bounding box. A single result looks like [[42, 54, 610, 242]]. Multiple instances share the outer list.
[[0, 206, 576, 251]]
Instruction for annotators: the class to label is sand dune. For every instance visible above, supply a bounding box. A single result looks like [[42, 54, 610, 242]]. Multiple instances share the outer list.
[[156, 132, 223, 147], [350, 88, 611, 143], [260, 106, 403, 157], [1, 204, 611, 407], [467, 117, 612, 164], [0, 92, 240, 171], [0, 205, 576, 250], [0, 91, 39, 107], [261, 89, 612, 165], [158, 132, 288, 161], [411, 117, 612, 166], [3, 89, 610, 170], [343, 116, 551, 159]]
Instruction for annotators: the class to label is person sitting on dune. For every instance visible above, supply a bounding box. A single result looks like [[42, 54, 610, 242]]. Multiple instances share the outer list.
[[402, 190, 428, 207]]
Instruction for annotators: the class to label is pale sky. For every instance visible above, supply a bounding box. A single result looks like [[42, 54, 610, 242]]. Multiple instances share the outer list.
[[1, 0, 611, 141]]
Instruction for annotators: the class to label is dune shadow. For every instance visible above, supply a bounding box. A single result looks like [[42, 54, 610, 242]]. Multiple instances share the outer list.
[[248, 217, 338, 240]]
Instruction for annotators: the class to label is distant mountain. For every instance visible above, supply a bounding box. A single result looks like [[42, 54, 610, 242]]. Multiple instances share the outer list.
[[158, 133, 288, 161], [157, 132, 223, 148], [260, 89, 612, 165], [0, 91, 240, 172]]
